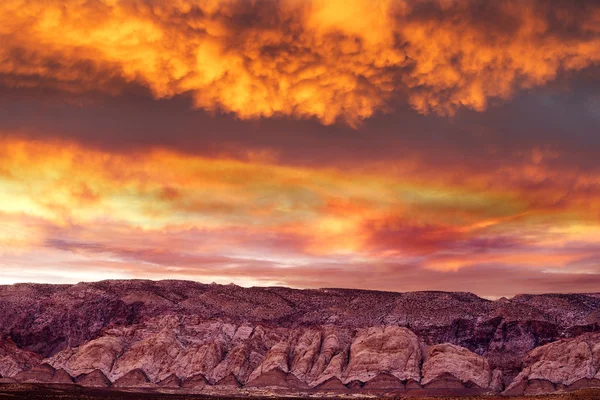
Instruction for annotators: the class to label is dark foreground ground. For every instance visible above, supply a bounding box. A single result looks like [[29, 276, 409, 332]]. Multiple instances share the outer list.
[[1, 384, 600, 400]]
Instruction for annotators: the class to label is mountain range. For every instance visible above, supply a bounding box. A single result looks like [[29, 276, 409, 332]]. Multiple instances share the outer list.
[[1, 280, 600, 396]]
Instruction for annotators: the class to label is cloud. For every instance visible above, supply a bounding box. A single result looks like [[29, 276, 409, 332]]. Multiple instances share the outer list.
[[399, 0, 600, 115], [1, 0, 599, 125], [2, 137, 600, 296], [363, 216, 528, 256], [7, 241, 600, 298]]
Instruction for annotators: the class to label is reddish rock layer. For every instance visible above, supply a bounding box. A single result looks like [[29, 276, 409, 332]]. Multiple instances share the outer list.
[[0, 280, 598, 395]]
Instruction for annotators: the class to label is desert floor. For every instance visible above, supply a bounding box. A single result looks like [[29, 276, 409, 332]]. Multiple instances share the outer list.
[[1, 384, 600, 400]]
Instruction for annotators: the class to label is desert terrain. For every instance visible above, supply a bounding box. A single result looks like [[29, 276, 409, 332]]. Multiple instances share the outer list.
[[1, 281, 599, 397]]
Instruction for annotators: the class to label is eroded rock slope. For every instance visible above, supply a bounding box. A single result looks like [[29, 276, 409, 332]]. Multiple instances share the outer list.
[[0, 280, 598, 394]]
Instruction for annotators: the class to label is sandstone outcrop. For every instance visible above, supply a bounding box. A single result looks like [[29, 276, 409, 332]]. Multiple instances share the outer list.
[[490, 368, 504, 392], [421, 343, 491, 388], [14, 364, 56, 383], [10, 364, 73, 384], [289, 329, 322, 382], [181, 373, 208, 389], [503, 379, 528, 396], [525, 379, 556, 395], [363, 373, 405, 389], [74, 369, 111, 387], [406, 379, 422, 389], [246, 368, 309, 389], [48, 335, 125, 379], [113, 369, 154, 388], [504, 333, 600, 395], [423, 372, 469, 389], [157, 373, 181, 388], [347, 380, 363, 390], [247, 339, 290, 382], [16, 366, 76, 384], [342, 326, 421, 384], [110, 331, 181, 382], [54, 369, 75, 384], [315, 377, 347, 390], [564, 378, 600, 391], [0, 280, 599, 395], [0, 338, 42, 377], [215, 374, 241, 388]]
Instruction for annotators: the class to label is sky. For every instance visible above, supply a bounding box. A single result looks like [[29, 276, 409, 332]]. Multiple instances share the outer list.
[[1, 0, 600, 298]]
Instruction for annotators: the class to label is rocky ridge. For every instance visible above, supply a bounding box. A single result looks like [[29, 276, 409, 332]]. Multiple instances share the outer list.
[[0, 280, 599, 395]]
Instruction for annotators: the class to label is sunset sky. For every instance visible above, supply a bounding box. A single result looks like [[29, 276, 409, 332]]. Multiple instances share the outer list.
[[1, 0, 600, 297]]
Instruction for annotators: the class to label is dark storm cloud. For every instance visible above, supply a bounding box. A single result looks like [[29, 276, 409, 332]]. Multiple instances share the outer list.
[[1, 0, 600, 296], [1, 0, 599, 124]]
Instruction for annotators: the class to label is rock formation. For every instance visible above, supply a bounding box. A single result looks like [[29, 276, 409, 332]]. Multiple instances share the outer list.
[[113, 369, 154, 388], [74, 369, 111, 388], [0, 280, 598, 395], [13, 364, 56, 383], [421, 343, 491, 388], [215, 374, 241, 388], [157, 373, 181, 388], [342, 326, 421, 384], [0, 338, 42, 377], [504, 332, 600, 395], [181, 373, 208, 389], [314, 377, 347, 390], [246, 368, 309, 389], [362, 373, 405, 389], [49, 335, 125, 379]]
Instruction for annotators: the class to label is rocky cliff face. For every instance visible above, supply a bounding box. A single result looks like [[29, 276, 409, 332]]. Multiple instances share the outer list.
[[0, 339, 41, 378], [0, 280, 599, 395], [504, 332, 600, 395]]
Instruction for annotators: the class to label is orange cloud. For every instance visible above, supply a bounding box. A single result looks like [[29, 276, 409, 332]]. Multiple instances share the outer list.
[[1, 1, 598, 125], [400, 1, 600, 115], [2, 137, 600, 294], [1, 136, 599, 253]]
